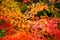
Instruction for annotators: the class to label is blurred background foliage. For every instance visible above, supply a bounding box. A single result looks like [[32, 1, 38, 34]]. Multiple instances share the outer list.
[[0, 0, 60, 19], [0, 0, 60, 38]]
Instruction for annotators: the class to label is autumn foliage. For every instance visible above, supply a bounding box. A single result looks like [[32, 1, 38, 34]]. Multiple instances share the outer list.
[[0, 0, 60, 40]]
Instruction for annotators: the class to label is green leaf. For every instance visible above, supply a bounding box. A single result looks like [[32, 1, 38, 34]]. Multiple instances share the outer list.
[[54, 3, 60, 10], [50, 10, 54, 18], [55, 11, 60, 18], [0, 30, 5, 38], [43, 11, 47, 16], [22, 27, 26, 30], [20, 4, 27, 13], [36, 10, 47, 18]]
